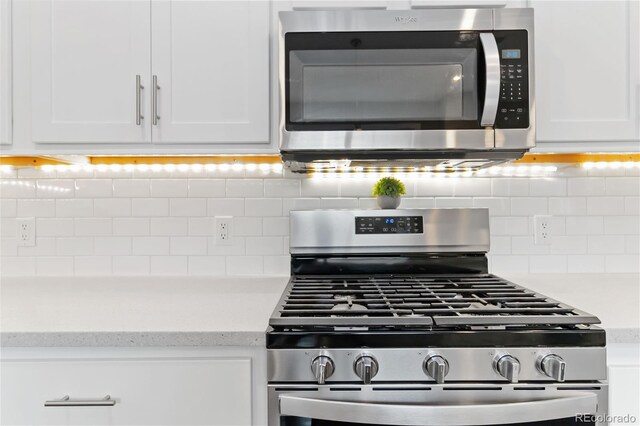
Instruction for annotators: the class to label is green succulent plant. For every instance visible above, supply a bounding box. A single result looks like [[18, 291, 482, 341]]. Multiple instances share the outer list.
[[372, 177, 406, 197]]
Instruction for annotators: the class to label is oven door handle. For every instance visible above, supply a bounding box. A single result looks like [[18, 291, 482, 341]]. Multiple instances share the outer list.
[[279, 393, 597, 426], [479, 32, 501, 127]]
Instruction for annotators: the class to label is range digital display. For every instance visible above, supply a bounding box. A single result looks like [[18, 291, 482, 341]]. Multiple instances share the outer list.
[[356, 216, 424, 234]]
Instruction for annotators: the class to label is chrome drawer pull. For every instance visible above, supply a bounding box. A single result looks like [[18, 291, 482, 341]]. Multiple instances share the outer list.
[[45, 395, 116, 407]]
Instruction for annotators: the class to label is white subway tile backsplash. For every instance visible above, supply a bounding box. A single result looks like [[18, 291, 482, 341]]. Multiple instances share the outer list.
[[75, 218, 112, 236], [94, 198, 132, 217], [133, 237, 170, 255], [567, 255, 605, 273], [57, 237, 93, 256], [150, 256, 188, 275], [529, 255, 567, 273], [208, 198, 245, 216], [36, 180, 75, 198], [188, 256, 226, 275], [454, 179, 491, 197], [112, 256, 149, 275], [605, 255, 640, 273], [264, 179, 301, 198], [568, 178, 606, 196], [529, 178, 567, 197], [74, 256, 112, 276], [566, 216, 603, 235], [188, 179, 226, 198], [605, 177, 640, 196], [548, 197, 586, 215], [75, 179, 112, 198], [17, 199, 55, 217], [264, 256, 290, 275], [1, 256, 35, 275], [113, 218, 149, 236], [2, 169, 638, 276], [94, 237, 131, 255], [587, 197, 625, 215], [170, 198, 207, 217], [246, 236, 284, 255], [56, 199, 93, 217], [263, 218, 289, 236], [0, 199, 17, 217], [226, 179, 264, 198], [587, 235, 626, 254], [170, 237, 207, 255], [113, 179, 150, 197], [150, 218, 188, 236], [151, 180, 188, 197], [246, 198, 282, 216], [36, 257, 74, 276], [132, 198, 169, 217], [226, 256, 263, 275], [510, 198, 548, 216], [604, 216, 640, 235]]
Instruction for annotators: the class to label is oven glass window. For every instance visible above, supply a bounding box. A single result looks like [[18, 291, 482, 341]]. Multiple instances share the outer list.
[[285, 31, 483, 131]]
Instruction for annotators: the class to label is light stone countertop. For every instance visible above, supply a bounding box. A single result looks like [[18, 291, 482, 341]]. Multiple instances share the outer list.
[[0, 274, 638, 347]]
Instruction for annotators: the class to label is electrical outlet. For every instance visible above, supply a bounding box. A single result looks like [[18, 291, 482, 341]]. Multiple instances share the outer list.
[[215, 216, 232, 246], [16, 218, 36, 246], [534, 215, 552, 245]]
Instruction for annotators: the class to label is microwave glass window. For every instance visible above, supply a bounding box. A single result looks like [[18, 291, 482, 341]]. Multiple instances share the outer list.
[[288, 49, 478, 123]]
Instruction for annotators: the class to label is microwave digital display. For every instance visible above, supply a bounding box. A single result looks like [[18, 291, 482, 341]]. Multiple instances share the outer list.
[[502, 49, 521, 59]]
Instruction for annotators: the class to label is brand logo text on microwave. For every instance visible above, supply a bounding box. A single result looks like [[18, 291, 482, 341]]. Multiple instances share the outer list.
[[395, 16, 418, 24]]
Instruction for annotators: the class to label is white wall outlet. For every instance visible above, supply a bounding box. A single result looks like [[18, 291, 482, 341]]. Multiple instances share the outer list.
[[534, 215, 552, 245], [215, 216, 232, 246], [16, 218, 36, 246]]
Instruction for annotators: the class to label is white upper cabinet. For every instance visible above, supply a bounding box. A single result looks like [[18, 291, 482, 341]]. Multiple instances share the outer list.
[[25, 0, 151, 144], [151, 1, 270, 144], [534, 0, 640, 147], [0, 0, 11, 145]]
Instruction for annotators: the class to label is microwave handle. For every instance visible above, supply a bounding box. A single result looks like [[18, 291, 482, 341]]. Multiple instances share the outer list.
[[279, 393, 597, 426], [479, 33, 501, 127]]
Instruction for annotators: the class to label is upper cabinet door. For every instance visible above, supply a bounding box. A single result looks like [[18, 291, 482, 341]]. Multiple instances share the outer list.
[[151, 1, 270, 144], [534, 0, 640, 144], [28, 0, 151, 144], [0, 0, 11, 145]]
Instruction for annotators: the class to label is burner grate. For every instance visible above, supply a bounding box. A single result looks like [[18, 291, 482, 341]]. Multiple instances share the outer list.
[[269, 274, 600, 328]]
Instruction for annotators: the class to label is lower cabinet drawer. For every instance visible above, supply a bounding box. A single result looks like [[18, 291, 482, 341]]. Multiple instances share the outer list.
[[1, 355, 253, 425]]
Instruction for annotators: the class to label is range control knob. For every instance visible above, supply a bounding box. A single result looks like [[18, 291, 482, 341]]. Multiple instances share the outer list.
[[423, 355, 450, 384], [538, 354, 566, 382], [354, 354, 379, 384], [311, 355, 334, 385], [494, 354, 520, 383]]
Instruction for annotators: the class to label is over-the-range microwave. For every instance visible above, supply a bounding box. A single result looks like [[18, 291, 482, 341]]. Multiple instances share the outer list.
[[278, 8, 535, 172]]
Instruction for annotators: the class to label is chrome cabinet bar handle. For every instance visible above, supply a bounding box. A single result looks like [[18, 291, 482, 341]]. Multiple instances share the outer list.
[[135, 75, 144, 125], [479, 33, 500, 127], [45, 395, 116, 407], [152, 75, 160, 125]]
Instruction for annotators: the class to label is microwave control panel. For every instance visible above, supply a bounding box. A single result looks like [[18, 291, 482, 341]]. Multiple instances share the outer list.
[[494, 30, 529, 129]]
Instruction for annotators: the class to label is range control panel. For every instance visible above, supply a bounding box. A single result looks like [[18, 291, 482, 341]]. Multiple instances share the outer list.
[[495, 30, 529, 129], [355, 216, 424, 234]]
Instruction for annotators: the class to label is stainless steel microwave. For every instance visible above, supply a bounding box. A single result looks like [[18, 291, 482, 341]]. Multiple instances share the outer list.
[[278, 8, 535, 172]]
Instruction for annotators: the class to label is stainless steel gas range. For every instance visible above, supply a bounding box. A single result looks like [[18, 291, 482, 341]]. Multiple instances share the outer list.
[[267, 209, 607, 426]]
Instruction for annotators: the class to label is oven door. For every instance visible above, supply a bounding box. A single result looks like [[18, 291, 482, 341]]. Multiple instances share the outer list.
[[270, 384, 606, 426]]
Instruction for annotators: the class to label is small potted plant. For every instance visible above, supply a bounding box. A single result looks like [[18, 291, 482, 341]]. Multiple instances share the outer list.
[[372, 176, 406, 209]]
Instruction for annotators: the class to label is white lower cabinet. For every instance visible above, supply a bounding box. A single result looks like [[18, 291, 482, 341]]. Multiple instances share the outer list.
[[607, 344, 640, 425], [0, 347, 267, 426]]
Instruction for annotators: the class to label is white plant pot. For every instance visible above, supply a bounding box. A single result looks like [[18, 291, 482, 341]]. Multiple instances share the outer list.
[[377, 196, 401, 209]]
